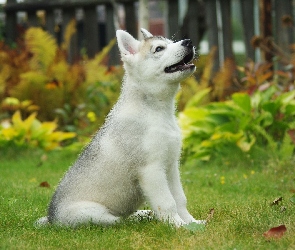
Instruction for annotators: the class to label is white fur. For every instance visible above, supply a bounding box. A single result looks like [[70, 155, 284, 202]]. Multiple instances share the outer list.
[[35, 29, 205, 228]]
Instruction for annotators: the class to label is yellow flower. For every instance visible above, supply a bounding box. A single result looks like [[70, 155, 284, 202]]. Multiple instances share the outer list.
[[87, 111, 96, 122], [220, 176, 225, 184], [251, 170, 255, 175]]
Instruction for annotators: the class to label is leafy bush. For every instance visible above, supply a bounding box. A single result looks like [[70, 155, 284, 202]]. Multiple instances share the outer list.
[[0, 27, 122, 135], [178, 40, 295, 162], [179, 85, 295, 161], [0, 111, 76, 150], [1, 97, 39, 119]]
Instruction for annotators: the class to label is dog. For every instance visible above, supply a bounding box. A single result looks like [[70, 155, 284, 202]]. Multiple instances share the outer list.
[[35, 28, 204, 228]]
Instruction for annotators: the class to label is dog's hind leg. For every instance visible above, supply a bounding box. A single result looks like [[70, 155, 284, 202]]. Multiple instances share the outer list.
[[54, 201, 120, 227]]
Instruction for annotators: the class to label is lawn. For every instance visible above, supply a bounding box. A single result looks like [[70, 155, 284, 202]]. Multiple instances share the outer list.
[[0, 146, 294, 249]]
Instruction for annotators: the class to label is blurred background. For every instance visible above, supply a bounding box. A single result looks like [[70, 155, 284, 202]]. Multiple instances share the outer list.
[[0, 0, 292, 66], [1, 0, 295, 160]]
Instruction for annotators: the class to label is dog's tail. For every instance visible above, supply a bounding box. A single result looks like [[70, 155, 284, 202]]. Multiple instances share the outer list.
[[34, 216, 49, 227]]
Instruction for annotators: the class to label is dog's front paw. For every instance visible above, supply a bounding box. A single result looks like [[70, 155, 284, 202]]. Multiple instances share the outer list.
[[158, 213, 186, 228], [191, 219, 207, 225], [180, 212, 207, 225]]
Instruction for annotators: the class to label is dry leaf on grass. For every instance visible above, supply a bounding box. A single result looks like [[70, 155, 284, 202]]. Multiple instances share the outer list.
[[206, 208, 215, 222], [263, 225, 287, 239], [270, 197, 283, 206], [39, 181, 50, 188]]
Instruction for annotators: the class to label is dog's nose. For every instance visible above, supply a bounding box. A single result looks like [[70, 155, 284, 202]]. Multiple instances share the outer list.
[[181, 39, 193, 48]]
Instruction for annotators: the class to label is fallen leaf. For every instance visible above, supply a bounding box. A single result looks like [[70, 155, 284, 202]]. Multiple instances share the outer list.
[[263, 225, 287, 239], [206, 208, 215, 222], [270, 197, 283, 206], [290, 194, 295, 204], [183, 222, 206, 233], [39, 181, 50, 188]]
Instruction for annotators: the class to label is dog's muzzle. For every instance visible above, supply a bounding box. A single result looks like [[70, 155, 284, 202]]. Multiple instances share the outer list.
[[164, 39, 195, 74]]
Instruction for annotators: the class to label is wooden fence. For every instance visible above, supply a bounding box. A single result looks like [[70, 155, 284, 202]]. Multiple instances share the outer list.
[[2, 0, 295, 70]]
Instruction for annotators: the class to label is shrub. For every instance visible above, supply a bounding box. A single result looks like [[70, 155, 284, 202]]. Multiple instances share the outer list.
[[0, 110, 76, 150], [0, 27, 122, 135], [179, 85, 295, 161]]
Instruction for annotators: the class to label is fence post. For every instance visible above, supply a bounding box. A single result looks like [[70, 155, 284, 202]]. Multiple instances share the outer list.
[[5, 11, 17, 44], [259, 0, 272, 62], [27, 10, 39, 27], [138, 0, 149, 38], [219, 0, 233, 60], [124, 1, 137, 38], [84, 6, 99, 58], [5, 0, 17, 44], [186, 0, 200, 47], [62, 7, 78, 64], [168, 0, 179, 40], [45, 9, 56, 38], [105, 3, 119, 65], [274, 0, 293, 57], [240, 0, 255, 61], [205, 0, 219, 73]]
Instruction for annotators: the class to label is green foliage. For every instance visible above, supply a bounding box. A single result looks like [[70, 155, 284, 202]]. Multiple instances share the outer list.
[[0, 111, 76, 150], [0, 27, 122, 137], [179, 85, 295, 161], [25, 27, 57, 71], [0, 97, 39, 119]]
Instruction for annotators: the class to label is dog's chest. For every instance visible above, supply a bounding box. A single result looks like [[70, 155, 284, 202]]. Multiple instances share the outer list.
[[142, 110, 181, 161]]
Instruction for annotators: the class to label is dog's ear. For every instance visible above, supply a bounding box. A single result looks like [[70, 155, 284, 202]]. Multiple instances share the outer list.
[[140, 28, 153, 39], [116, 30, 140, 60]]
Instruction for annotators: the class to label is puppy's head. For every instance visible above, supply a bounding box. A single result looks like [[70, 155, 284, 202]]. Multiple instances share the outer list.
[[116, 29, 196, 84]]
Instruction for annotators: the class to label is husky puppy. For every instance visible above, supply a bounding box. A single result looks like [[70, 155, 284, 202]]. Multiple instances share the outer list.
[[36, 29, 204, 227]]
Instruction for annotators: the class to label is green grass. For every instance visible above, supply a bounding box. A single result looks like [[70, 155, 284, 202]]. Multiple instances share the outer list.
[[0, 146, 294, 249]]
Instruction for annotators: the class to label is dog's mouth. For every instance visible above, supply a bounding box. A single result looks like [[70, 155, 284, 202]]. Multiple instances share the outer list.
[[164, 50, 195, 73]]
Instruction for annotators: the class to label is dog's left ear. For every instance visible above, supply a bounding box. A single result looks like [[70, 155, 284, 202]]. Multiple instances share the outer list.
[[140, 28, 153, 39], [116, 30, 140, 61]]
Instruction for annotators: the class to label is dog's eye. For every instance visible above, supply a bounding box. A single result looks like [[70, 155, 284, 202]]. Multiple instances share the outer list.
[[155, 46, 164, 53]]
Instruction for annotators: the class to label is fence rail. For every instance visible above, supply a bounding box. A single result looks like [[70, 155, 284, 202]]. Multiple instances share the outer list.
[[2, 0, 295, 70]]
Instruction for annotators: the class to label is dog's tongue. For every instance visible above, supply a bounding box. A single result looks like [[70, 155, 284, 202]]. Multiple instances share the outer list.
[[169, 64, 193, 72], [165, 51, 195, 73]]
